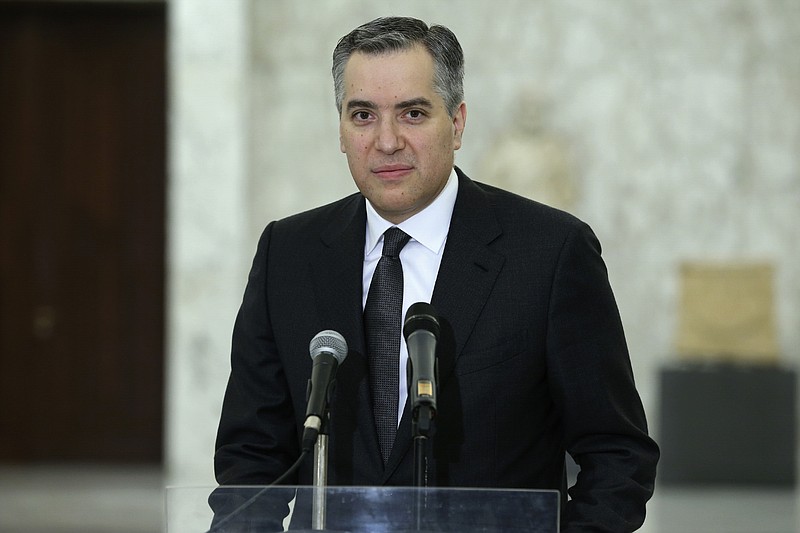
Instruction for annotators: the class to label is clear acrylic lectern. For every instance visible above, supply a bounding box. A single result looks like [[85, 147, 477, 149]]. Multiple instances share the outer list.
[[166, 485, 560, 532]]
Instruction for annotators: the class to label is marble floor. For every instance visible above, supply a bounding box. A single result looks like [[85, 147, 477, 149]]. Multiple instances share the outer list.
[[0, 465, 797, 532]]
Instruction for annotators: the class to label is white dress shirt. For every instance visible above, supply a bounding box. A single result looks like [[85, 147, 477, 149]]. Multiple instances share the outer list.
[[362, 167, 458, 425]]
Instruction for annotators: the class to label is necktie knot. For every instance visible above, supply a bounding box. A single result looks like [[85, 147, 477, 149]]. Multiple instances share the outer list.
[[382, 227, 410, 259]]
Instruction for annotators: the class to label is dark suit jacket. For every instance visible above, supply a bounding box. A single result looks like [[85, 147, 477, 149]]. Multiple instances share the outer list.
[[214, 168, 659, 532]]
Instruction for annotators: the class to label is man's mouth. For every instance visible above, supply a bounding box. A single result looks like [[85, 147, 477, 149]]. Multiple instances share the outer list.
[[372, 164, 414, 179]]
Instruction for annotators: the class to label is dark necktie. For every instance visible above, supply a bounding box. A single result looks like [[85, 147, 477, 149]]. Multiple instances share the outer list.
[[365, 227, 411, 465]]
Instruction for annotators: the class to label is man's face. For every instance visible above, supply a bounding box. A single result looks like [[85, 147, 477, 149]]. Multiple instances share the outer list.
[[339, 45, 466, 224]]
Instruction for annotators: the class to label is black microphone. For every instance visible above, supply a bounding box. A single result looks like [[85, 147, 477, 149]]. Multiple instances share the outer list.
[[403, 302, 440, 417], [302, 330, 348, 451]]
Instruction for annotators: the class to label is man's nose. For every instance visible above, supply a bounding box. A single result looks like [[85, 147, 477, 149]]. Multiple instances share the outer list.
[[375, 120, 403, 154]]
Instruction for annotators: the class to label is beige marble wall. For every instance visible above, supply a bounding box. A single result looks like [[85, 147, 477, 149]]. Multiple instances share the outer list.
[[167, 0, 800, 485]]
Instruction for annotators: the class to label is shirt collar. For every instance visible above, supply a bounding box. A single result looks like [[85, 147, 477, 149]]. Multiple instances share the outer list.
[[365, 167, 458, 256]]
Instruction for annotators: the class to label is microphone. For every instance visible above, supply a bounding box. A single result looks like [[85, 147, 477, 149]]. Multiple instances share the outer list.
[[302, 330, 348, 452], [403, 302, 440, 417]]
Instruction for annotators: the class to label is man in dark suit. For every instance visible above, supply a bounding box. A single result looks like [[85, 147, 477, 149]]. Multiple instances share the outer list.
[[214, 16, 658, 532]]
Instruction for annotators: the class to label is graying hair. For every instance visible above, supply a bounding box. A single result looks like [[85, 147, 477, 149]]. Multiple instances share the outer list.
[[332, 17, 464, 116]]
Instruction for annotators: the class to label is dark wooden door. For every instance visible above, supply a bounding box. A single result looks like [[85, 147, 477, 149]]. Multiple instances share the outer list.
[[0, 2, 165, 463]]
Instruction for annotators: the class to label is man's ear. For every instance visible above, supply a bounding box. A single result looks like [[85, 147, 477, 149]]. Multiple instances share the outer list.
[[452, 101, 467, 150]]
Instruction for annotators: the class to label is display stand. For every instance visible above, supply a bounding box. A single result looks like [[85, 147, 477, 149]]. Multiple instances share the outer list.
[[166, 485, 560, 533], [659, 362, 796, 485]]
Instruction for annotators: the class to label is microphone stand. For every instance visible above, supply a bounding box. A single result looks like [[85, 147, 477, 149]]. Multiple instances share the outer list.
[[312, 415, 329, 530], [412, 405, 433, 487], [412, 404, 434, 531]]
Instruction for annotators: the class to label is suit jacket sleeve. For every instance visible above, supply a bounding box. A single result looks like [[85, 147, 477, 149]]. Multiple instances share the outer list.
[[547, 221, 659, 532], [214, 222, 301, 486]]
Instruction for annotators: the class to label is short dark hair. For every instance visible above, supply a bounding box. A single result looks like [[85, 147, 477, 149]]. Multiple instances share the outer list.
[[332, 16, 464, 116]]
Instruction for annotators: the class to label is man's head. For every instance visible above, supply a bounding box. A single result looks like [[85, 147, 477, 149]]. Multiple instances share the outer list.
[[333, 17, 465, 117], [334, 17, 467, 224]]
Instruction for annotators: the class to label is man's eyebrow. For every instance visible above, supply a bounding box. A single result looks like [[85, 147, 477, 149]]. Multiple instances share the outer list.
[[395, 97, 433, 110], [345, 99, 377, 111], [345, 97, 434, 112]]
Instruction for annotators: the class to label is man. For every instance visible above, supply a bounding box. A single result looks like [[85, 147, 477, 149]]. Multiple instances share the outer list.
[[214, 16, 658, 532]]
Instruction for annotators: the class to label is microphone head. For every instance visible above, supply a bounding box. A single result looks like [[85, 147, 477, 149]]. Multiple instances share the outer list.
[[403, 302, 440, 339], [309, 330, 348, 364]]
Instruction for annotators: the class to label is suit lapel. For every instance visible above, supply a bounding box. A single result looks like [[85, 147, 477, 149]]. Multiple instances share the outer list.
[[431, 170, 505, 384], [312, 195, 367, 350]]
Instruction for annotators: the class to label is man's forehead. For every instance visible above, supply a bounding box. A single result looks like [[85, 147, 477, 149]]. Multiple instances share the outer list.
[[343, 45, 434, 77], [342, 47, 439, 105]]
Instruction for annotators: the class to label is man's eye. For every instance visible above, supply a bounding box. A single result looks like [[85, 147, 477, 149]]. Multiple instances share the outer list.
[[407, 110, 424, 119], [353, 111, 371, 121]]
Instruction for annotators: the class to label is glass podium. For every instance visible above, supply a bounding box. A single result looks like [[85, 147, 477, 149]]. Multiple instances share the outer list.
[[166, 485, 560, 532]]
